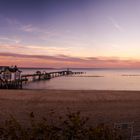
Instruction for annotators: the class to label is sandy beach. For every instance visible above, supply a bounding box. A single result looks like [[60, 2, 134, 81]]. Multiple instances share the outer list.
[[0, 89, 140, 134]]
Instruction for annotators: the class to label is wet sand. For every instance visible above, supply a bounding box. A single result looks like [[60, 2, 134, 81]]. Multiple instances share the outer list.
[[0, 89, 140, 133]]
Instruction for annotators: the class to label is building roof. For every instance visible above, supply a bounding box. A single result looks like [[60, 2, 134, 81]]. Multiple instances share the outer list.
[[0, 66, 22, 73]]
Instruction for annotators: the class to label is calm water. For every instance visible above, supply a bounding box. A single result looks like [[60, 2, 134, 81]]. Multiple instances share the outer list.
[[22, 68, 140, 90]]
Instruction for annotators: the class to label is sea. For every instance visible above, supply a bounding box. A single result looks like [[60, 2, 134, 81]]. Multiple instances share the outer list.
[[21, 68, 140, 90]]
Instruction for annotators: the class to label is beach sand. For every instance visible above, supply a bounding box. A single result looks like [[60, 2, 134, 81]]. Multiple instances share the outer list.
[[0, 89, 140, 133]]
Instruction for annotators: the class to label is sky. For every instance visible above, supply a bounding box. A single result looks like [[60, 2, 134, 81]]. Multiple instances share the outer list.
[[0, 0, 140, 68]]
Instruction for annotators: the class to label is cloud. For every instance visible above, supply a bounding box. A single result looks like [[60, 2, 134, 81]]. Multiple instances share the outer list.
[[108, 17, 124, 32], [0, 37, 21, 44], [0, 52, 84, 62], [5, 17, 60, 40], [20, 24, 38, 32], [0, 43, 72, 56], [5, 17, 39, 33], [0, 52, 140, 68]]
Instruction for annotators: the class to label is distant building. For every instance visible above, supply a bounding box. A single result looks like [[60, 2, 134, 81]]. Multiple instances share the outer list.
[[0, 66, 22, 81]]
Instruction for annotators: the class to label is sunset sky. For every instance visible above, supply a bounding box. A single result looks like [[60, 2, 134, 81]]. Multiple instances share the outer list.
[[1, 0, 140, 68]]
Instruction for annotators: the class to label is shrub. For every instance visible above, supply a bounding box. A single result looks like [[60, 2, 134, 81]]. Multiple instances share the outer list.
[[0, 110, 122, 140]]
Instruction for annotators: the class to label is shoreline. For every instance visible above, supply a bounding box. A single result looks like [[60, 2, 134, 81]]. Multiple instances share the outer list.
[[10, 88, 140, 92]]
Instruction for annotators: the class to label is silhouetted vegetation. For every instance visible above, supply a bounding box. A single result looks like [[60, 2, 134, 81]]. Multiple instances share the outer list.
[[0, 110, 122, 140]]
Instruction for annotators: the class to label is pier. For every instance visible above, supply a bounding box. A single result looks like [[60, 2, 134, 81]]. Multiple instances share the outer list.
[[21, 70, 84, 82], [0, 66, 84, 89]]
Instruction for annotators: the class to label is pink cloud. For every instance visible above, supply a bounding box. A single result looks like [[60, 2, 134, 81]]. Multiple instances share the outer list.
[[0, 52, 140, 68]]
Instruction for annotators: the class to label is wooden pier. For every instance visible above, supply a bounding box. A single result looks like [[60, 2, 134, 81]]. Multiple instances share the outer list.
[[21, 70, 84, 82], [0, 70, 84, 89]]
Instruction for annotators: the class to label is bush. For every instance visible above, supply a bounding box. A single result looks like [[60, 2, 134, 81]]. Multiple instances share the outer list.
[[0, 110, 122, 140]]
